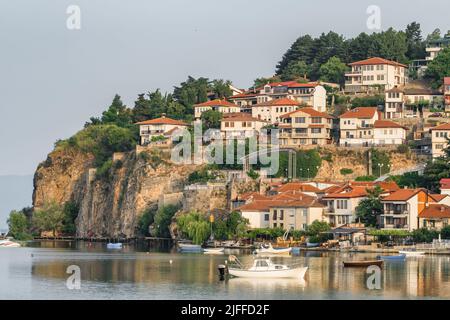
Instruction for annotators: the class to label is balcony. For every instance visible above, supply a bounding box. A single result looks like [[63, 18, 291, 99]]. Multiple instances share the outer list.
[[345, 71, 362, 76], [382, 224, 409, 230], [140, 130, 164, 135]]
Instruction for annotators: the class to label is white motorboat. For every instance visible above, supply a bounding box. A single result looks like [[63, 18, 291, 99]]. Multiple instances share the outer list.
[[0, 239, 21, 248], [255, 243, 292, 255], [178, 243, 203, 252], [106, 243, 122, 249], [399, 250, 425, 257], [227, 255, 307, 279], [203, 248, 224, 255]]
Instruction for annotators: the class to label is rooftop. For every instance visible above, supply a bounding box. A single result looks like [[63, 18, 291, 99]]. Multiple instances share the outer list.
[[339, 107, 379, 119], [381, 188, 427, 202], [419, 204, 450, 219], [136, 115, 188, 126], [349, 57, 407, 68], [194, 99, 238, 108], [374, 120, 408, 129], [253, 97, 300, 107], [280, 107, 333, 119]]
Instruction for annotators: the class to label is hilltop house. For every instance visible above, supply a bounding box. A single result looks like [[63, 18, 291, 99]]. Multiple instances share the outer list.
[[194, 99, 241, 119], [373, 120, 408, 145], [278, 107, 333, 146], [445, 77, 450, 113], [220, 113, 268, 140], [430, 123, 450, 158], [136, 115, 188, 146], [344, 57, 408, 93], [229, 81, 327, 112], [251, 98, 300, 124], [339, 107, 381, 146], [426, 34, 450, 62], [385, 86, 405, 119]]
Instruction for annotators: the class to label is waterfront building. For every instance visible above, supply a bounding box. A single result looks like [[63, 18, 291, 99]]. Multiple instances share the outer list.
[[380, 188, 433, 231], [418, 204, 450, 230], [345, 57, 408, 93]]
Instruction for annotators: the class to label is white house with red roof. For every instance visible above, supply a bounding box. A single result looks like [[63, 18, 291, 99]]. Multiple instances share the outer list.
[[440, 179, 450, 196], [136, 114, 188, 145], [384, 86, 405, 119], [279, 107, 333, 146], [430, 122, 450, 158], [220, 113, 268, 140], [373, 120, 408, 145], [229, 81, 327, 113], [194, 99, 241, 119], [251, 97, 300, 124], [345, 57, 408, 93], [339, 107, 381, 146]]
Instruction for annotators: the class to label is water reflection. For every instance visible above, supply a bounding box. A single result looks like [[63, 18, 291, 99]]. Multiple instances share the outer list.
[[3, 241, 450, 299]]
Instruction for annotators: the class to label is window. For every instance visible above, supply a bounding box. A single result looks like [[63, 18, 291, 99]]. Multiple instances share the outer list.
[[302, 223, 307, 230], [273, 210, 277, 220], [225, 122, 229, 127], [273, 223, 277, 228], [279, 210, 284, 220], [303, 209, 308, 217], [295, 117, 306, 123], [311, 128, 321, 134], [280, 223, 284, 228], [264, 214, 269, 221], [311, 117, 322, 124], [290, 210, 295, 218]]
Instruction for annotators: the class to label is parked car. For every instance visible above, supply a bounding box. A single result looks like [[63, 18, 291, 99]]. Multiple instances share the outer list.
[[429, 112, 443, 117]]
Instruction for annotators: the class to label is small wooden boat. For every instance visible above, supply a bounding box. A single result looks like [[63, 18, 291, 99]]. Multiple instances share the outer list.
[[306, 242, 320, 248], [399, 250, 425, 257], [227, 255, 307, 279], [377, 254, 406, 261], [106, 243, 122, 249], [343, 260, 383, 268], [255, 243, 292, 255], [178, 243, 202, 252], [204, 248, 224, 255]]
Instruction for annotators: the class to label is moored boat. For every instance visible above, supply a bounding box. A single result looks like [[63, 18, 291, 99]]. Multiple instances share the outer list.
[[398, 250, 425, 257], [204, 248, 224, 255], [106, 243, 122, 249], [178, 243, 203, 252], [343, 260, 383, 267], [0, 239, 20, 248], [254, 243, 292, 255], [227, 255, 307, 279], [377, 254, 406, 261]]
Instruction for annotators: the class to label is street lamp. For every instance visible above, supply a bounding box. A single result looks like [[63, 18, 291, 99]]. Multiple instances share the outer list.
[[378, 163, 384, 177]]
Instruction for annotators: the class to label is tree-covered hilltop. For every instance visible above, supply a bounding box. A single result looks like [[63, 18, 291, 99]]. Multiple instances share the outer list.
[[273, 23, 448, 84]]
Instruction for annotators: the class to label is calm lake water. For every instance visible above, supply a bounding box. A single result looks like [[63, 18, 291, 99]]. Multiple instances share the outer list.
[[1, 241, 450, 299]]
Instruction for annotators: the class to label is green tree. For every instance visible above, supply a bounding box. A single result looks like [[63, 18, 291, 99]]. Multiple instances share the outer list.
[[7, 210, 31, 240], [173, 76, 209, 114], [138, 207, 156, 236], [177, 211, 211, 244], [33, 201, 65, 237], [405, 22, 426, 60], [426, 28, 441, 42], [201, 110, 222, 129], [210, 79, 233, 99], [319, 56, 348, 85], [280, 60, 310, 81], [368, 28, 408, 63], [355, 186, 384, 227], [62, 202, 79, 234], [154, 205, 179, 238], [425, 47, 450, 88]]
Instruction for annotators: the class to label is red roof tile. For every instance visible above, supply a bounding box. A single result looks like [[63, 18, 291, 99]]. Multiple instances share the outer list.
[[431, 123, 450, 131], [254, 98, 300, 107], [280, 107, 333, 119], [136, 116, 188, 126], [339, 107, 379, 119], [194, 99, 238, 108], [419, 204, 450, 219], [374, 120, 408, 129], [349, 57, 407, 68], [381, 188, 427, 202]]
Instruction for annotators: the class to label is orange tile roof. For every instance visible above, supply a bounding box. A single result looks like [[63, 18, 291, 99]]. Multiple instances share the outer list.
[[349, 57, 407, 68], [322, 186, 369, 199], [277, 182, 322, 193], [269, 198, 325, 208], [136, 116, 188, 126], [419, 204, 450, 219], [237, 192, 270, 202], [339, 107, 379, 119], [381, 188, 427, 202], [429, 194, 448, 202], [221, 114, 267, 122], [254, 98, 300, 107], [194, 99, 238, 108], [237, 200, 275, 212], [280, 107, 333, 119], [374, 120, 408, 129], [431, 123, 450, 131], [229, 92, 259, 99], [257, 81, 319, 90]]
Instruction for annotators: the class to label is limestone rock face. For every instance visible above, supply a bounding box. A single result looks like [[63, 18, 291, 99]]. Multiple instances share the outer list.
[[33, 148, 200, 238]]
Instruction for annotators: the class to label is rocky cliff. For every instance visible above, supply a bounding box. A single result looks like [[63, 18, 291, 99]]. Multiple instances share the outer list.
[[33, 148, 200, 238]]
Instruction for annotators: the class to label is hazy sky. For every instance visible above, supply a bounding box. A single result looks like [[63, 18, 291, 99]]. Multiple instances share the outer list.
[[1, 0, 449, 176]]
